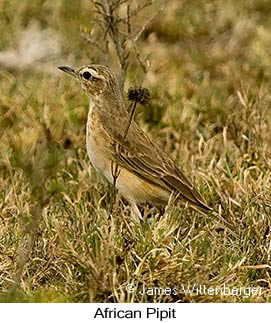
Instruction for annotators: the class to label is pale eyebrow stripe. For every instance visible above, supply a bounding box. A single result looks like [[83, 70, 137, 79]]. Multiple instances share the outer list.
[[80, 67, 105, 80]]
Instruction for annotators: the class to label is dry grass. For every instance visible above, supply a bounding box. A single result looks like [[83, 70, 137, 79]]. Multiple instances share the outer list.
[[0, 0, 271, 303]]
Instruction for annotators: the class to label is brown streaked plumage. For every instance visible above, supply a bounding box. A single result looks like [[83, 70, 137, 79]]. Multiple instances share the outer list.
[[58, 64, 212, 220]]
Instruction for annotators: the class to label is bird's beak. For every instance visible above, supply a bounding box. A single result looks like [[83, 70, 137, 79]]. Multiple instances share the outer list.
[[58, 66, 76, 77]]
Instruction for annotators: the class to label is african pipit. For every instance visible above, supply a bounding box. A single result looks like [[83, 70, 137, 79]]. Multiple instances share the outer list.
[[58, 64, 211, 220]]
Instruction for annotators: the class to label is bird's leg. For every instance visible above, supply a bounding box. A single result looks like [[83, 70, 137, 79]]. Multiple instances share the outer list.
[[130, 203, 143, 223]]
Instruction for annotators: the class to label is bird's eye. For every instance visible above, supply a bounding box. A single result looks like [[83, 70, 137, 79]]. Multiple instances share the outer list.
[[82, 71, 92, 80]]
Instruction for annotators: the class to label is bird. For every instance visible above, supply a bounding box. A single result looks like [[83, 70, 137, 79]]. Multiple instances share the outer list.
[[58, 64, 211, 221]]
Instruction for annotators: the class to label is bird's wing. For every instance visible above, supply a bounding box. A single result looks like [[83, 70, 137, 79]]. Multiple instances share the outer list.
[[108, 121, 211, 213]]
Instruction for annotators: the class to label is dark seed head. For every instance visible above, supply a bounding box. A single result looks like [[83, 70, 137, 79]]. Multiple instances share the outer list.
[[127, 86, 150, 106]]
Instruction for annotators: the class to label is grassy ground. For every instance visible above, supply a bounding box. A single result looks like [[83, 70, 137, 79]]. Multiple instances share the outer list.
[[0, 0, 271, 302]]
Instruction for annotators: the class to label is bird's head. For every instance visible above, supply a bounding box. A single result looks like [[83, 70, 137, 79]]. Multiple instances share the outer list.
[[58, 64, 119, 98]]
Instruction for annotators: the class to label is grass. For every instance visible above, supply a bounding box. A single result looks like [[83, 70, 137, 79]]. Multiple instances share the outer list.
[[0, 0, 271, 303]]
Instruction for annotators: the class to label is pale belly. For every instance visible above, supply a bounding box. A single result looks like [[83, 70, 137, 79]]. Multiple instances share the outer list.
[[86, 127, 170, 205], [86, 128, 114, 184]]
